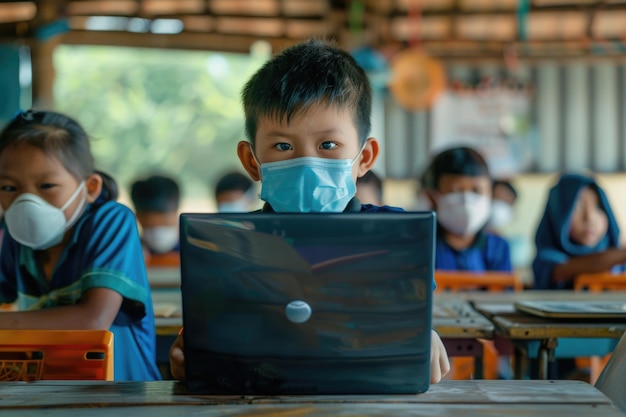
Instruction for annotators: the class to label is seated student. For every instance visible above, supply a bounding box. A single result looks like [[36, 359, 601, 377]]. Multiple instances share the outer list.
[[533, 173, 625, 290], [355, 169, 383, 206], [486, 179, 517, 233], [0, 109, 161, 381], [214, 170, 257, 212], [169, 39, 450, 384], [130, 175, 181, 264], [531, 173, 623, 380], [422, 147, 512, 272]]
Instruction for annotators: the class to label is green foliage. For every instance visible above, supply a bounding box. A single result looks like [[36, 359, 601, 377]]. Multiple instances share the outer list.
[[53, 45, 266, 205]]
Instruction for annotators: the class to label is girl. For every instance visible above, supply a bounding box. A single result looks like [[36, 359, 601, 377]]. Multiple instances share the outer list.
[[0, 109, 161, 381], [533, 173, 624, 290]]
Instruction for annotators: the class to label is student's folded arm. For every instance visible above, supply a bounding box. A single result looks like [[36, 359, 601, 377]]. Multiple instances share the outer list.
[[551, 248, 626, 284], [0, 287, 122, 330]]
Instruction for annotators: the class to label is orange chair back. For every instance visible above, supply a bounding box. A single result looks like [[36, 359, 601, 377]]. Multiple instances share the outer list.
[[146, 251, 180, 268], [574, 272, 626, 292], [434, 270, 523, 293]]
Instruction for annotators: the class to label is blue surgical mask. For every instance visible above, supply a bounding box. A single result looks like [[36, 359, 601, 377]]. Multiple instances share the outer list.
[[258, 156, 359, 213]]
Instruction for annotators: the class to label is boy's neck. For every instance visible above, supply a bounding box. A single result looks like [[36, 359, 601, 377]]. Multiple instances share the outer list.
[[442, 231, 477, 251]]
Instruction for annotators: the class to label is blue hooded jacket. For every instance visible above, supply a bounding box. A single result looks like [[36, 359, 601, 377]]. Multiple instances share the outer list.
[[532, 174, 622, 289]]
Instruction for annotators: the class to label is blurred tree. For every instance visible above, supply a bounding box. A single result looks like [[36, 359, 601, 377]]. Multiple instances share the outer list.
[[53, 46, 266, 208]]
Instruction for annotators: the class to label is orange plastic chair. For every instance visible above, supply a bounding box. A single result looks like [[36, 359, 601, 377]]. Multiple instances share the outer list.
[[435, 270, 523, 293], [0, 330, 113, 381], [435, 270, 522, 380], [145, 251, 180, 268], [574, 272, 626, 384], [574, 272, 626, 292]]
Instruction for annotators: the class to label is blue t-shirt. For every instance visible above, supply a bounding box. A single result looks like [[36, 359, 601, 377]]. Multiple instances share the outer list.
[[435, 229, 512, 272], [0, 201, 161, 381]]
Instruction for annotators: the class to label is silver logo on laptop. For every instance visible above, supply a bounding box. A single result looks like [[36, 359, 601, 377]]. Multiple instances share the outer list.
[[285, 300, 312, 323]]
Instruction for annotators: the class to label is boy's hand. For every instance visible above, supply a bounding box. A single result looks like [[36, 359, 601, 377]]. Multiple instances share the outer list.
[[430, 329, 450, 383], [169, 332, 185, 382]]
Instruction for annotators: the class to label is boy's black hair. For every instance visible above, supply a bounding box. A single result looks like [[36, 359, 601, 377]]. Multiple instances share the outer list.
[[215, 171, 252, 199], [242, 39, 372, 148], [130, 175, 180, 213], [492, 179, 518, 201], [356, 170, 383, 203], [423, 146, 490, 190]]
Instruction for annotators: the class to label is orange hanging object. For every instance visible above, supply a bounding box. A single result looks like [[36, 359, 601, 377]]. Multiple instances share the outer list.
[[389, 49, 446, 111]]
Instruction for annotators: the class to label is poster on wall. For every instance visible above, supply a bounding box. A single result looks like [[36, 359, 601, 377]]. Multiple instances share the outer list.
[[430, 82, 537, 178]]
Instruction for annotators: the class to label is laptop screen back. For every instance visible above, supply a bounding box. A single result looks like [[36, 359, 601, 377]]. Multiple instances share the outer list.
[[180, 212, 435, 394]]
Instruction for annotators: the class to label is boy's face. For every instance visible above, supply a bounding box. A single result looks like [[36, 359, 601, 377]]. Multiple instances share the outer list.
[[569, 186, 608, 247], [237, 103, 379, 184], [493, 183, 516, 205]]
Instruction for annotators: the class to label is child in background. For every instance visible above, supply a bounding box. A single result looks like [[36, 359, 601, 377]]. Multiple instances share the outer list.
[[533, 173, 625, 290], [0, 110, 161, 381], [486, 179, 517, 233], [130, 175, 180, 260], [423, 146, 512, 272], [355, 169, 383, 206], [170, 39, 450, 384], [532, 173, 624, 380], [214, 170, 256, 212]]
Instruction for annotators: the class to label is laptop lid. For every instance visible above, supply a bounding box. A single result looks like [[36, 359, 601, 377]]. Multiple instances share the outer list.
[[180, 212, 435, 395]]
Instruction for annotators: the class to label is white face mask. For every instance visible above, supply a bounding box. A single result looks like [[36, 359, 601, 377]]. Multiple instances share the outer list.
[[436, 191, 491, 237], [4, 181, 86, 250], [143, 226, 179, 254], [487, 199, 514, 231]]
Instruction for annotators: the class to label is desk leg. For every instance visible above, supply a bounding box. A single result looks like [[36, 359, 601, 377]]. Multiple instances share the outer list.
[[537, 338, 558, 380], [513, 346, 528, 379], [473, 356, 484, 379]]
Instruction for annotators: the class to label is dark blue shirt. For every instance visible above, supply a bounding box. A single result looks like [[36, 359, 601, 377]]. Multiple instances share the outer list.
[[0, 201, 161, 381], [435, 229, 512, 272]]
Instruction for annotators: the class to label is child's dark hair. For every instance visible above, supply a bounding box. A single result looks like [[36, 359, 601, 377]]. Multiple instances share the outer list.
[[215, 171, 252, 199], [130, 175, 180, 213], [423, 146, 490, 190], [0, 109, 117, 203], [357, 170, 383, 203], [493, 179, 518, 201], [242, 39, 372, 148]]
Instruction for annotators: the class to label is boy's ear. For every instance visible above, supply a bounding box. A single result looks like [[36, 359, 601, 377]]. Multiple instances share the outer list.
[[237, 141, 261, 181], [357, 137, 380, 177], [85, 173, 103, 203]]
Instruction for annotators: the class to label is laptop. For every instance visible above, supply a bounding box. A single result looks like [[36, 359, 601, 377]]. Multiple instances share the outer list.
[[179, 212, 435, 395], [514, 300, 626, 319]]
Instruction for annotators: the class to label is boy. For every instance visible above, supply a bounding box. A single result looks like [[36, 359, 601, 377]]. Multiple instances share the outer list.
[[170, 39, 450, 384], [423, 147, 512, 271], [214, 170, 256, 212], [130, 175, 181, 261]]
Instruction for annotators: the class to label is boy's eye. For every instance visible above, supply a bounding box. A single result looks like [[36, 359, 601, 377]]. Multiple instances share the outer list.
[[274, 143, 292, 151], [39, 183, 56, 190], [320, 141, 337, 150], [0, 185, 16, 192]]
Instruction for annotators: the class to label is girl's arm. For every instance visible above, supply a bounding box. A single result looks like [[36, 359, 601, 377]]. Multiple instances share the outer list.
[[551, 248, 626, 284], [0, 288, 122, 330]]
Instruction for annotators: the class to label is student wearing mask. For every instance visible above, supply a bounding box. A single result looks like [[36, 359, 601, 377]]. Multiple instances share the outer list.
[[214, 171, 257, 212], [169, 39, 450, 384], [487, 179, 517, 233], [130, 175, 181, 260], [423, 146, 512, 272]]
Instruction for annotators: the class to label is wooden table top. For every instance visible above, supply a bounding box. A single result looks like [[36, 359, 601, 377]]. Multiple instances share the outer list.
[[1, 380, 621, 417], [470, 291, 626, 339]]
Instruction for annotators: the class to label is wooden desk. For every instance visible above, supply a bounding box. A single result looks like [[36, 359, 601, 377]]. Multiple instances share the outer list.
[[470, 291, 626, 379], [0, 380, 621, 416]]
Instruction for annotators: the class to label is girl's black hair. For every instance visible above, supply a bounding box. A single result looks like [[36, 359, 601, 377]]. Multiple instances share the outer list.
[[0, 109, 116, 205]]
